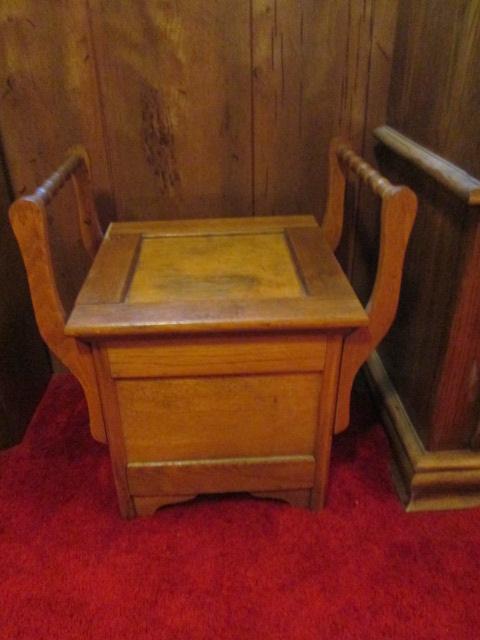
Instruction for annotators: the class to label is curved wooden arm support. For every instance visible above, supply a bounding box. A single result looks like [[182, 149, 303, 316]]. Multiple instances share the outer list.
[[9, 149, 106, 442], [325, 140, 417, 433]]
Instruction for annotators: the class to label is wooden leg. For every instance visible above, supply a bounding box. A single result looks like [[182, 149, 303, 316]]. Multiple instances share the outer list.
[[133, 495, 197, 517], [310, 429, 333, 511], [113, 476, 136, 519], [250, 489, 312, 509], [311, 335, 343, 511]]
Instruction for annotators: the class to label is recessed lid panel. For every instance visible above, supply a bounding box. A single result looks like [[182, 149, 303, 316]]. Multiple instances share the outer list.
[[66, 216, 369, 337], [127, 233, 304, 303]]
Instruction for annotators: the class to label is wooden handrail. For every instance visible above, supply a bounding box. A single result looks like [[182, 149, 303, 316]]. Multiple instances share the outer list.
[[9, 148, 106, 442], [374, 125, 480, 206], [321, 138, 397, 252], [336, 143, 396, 198], [31, 154, 82, 205], [322, 139, 418, 433]]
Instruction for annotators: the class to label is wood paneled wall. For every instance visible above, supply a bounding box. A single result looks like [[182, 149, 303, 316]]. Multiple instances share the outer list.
[[0, 0, 398, 305], [388, 0, 480, 178], [366, 0, 480, 451]]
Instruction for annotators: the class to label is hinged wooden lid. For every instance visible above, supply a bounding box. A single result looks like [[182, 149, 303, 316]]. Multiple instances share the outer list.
[[65, 215, 368, 337]]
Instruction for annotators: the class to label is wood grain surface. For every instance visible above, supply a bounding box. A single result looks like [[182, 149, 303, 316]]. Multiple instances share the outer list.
[[367, 0, 480, 452], [65, 217, 368, 337], [8, 150, 107, 443], [126, 233, 304, 302], [118, 373, 320, 462], [388, 0, 480, 180], [127, 456, 316, 496], [107, 334, 326, 378], [0, 1, 395, 230], [0, 0, 113, 310], [88, 0, 252, 220]]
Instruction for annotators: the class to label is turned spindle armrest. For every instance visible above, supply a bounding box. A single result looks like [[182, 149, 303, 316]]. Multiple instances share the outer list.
[[9, 147, 106, 442], [321, 138, 417, 433]]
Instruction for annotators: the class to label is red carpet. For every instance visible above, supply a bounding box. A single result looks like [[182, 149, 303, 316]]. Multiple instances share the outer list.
[[1, 374, 479, 640]]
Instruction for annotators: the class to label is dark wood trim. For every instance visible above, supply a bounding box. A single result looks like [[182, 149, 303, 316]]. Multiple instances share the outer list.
[[365, 350, 480, 512], [374, 126, 480, 205]]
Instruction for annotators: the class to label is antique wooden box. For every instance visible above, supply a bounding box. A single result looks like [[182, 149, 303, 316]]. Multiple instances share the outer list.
[[10, 140, 415, 518], [65, 215, 368, 516]]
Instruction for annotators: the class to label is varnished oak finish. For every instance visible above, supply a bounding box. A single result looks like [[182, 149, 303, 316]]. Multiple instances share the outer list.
[[66, 222, 368, 337], [12, 141, 415, 517], [9, 149, 106, 443]]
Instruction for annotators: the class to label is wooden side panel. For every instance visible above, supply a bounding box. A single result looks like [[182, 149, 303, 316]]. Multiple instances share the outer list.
[[367, 0, 480, 450], [375, 154, 468, 447], [116, 373, 321, 462], [0, 152, 50, 448], [89, 0, 252, 220]]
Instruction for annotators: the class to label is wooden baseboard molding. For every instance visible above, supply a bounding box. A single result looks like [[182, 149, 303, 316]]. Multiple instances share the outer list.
[[364, 350, 480, 512]]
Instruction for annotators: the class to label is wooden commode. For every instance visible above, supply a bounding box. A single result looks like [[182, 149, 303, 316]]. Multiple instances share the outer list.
[[9, 140, 417, 518]]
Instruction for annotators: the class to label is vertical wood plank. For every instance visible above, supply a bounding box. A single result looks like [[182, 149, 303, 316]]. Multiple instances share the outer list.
[[252, 0, 350, 217], [388, 0, 480, 178], [440, 2, 480, 179], [335, 0, 384, 276], [362, 0, 400, 162], [89, 0, 252, 220], [0, 0, 113, 310], [350, 0, 400, 300], [250, 0, 397, 290], [336, 0, 375, 152]]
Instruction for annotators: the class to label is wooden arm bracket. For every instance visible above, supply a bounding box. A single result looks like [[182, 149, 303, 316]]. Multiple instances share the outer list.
[[9, 148, 106, 442], [323, 140, 417, 433]]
